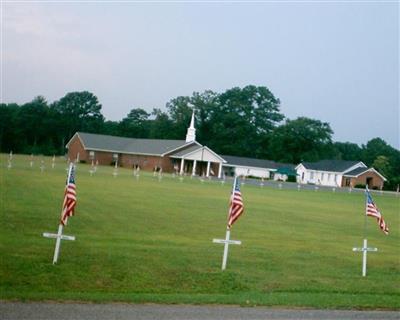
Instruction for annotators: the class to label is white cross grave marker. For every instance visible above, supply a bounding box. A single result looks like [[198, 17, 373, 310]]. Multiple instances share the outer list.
[[352, 239, 377, 277], [113, 160, 118, 177], [213, 229, 241, 270], [7, 151, 12, 169], [43, 226, 76, 264], [43, 164, 76, 264]]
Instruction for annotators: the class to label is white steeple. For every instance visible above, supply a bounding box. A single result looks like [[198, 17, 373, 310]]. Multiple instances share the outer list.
[[185, 110, 196, 142]]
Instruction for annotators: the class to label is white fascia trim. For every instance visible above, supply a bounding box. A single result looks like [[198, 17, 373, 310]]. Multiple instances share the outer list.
[[222, 163, 277, 171], [170, 146, 227, 163], [201, 146, 227, 162], [369, 168, 387, 181], [66, 132, 85, 149], [169, 147, 203, 159], [161, 141, 202, 156]]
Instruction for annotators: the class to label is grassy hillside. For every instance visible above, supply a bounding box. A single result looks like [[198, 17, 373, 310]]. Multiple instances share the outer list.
[[0, 154, 399, 309]]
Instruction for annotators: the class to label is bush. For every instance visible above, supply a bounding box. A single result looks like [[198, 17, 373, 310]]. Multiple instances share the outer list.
[[354, 184, 366, 189]]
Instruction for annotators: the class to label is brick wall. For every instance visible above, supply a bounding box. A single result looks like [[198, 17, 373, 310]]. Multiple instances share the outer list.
[[342, 170, 385, 189], [67, 136, 87, 162], [119, 154, 174, 171]]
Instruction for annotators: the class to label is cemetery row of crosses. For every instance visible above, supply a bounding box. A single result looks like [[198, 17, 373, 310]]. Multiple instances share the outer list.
[[5, 113, 391, 275]]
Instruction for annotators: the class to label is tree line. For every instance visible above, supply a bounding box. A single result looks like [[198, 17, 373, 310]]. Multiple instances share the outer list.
[[1, 86, 399, 190]]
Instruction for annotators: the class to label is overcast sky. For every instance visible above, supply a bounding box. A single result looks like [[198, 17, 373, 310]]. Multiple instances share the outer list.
[[3, 1, 399, 148]]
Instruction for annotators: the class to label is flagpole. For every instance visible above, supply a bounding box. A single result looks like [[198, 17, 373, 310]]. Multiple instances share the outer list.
[[53, 163, 73, 265], [362, 186, 369, 276], [221, 175, 237, 270], [363, 186, 369, 239]]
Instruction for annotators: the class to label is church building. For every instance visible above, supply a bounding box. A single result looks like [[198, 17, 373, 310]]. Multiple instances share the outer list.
[[66, 112, 227, 178]]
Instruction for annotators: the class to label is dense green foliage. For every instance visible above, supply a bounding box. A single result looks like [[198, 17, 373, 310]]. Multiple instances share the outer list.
[[0, 155, 399, 308], [1, 86, 399, 189]]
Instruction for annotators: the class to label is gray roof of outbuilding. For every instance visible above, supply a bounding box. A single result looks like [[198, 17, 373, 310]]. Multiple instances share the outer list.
[[301, 160, 363, 172], [222, 155, 294, 170], [74, 132, 192, 156], [343, 167, 370, 177]]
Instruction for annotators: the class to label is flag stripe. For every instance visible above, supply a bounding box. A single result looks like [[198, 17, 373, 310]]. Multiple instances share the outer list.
[[227, 177, 244, 228], [61, 165, 77, 226], [366, 190, 389, 235]]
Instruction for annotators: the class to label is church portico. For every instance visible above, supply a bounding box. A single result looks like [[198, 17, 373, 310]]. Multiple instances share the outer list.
[[170, 146, 226, 178]]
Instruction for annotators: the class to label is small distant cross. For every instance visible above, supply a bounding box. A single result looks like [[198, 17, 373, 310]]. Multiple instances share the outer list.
[[352, 239, 378, 277]]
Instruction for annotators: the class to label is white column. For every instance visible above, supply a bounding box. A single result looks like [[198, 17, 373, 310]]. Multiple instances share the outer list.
[[180, 158, 185, 175], [218, 163, 222, 179], [192, 160, 197, 176], [206, 161, 211, 177]]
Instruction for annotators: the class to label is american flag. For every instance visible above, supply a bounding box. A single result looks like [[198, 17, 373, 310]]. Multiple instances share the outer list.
[[366, 190, 389, 235], [61, 164, 77, 226], [227, 176, 244, 228]]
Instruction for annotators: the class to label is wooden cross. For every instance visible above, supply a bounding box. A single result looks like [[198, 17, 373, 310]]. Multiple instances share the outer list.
[[352, 239, 378, 277], [43, 225, 75, 264], [213, 229, 241, 270]]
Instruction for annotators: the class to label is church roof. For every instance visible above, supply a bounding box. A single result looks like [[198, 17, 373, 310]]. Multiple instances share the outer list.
[[170, 144, 202, 157], [67, 132, 197, 156], [300, 160, 364, 173]]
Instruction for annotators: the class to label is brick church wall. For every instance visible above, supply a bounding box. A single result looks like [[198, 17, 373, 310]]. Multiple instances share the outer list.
[[67, 136, 87, 162], [342, 171, 385, 189]]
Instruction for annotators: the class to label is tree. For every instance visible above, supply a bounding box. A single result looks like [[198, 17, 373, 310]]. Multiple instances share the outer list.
[[207, 85, 284, 157], [372, 155, 392, 178], [53, 91, 105, 140], [361, 138, 400, 190], [332, 142, 362, 161], [166, 96, 193, 139], [269, 117, 333, 163], [190, 90, 218, 145], [0, 103, 20, 153], [361, 138, 397, 166], [17, 96, 61, 154], [119, 108, 150, 138], [149, 108, 174, 139]]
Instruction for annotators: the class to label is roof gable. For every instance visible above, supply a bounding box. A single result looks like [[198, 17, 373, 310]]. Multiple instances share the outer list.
[[171, 146, 226, 162]]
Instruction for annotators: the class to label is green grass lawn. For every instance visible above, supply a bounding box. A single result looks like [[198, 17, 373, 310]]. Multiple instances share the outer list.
[[1, 154, 399, 309]]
